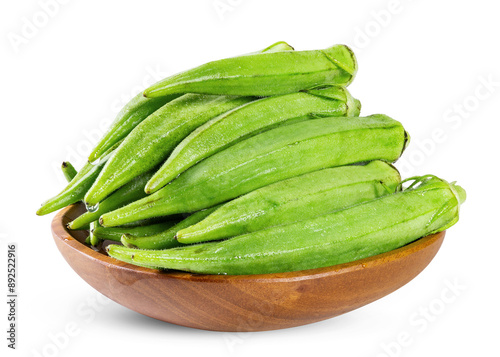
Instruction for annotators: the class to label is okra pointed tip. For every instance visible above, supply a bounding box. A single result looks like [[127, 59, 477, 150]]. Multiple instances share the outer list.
[[90, 236, 100, 247], [83, 197, 98, 209], [87, 152, 98, 164], [174, 229, 197, 244], [67, 218, 84, 230], [121, 234, 137, 248], [144, 180, 162, 194], [36, 203, 52, 216], [89, 143, 116, 163], [174, 229, 189, 241], [142, 87, 161, 98]]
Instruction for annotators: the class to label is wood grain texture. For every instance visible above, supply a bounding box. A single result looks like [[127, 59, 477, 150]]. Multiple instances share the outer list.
[[52, 203, 445, 332]]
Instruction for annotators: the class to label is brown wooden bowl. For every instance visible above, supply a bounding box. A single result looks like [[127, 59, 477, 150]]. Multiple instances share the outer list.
[[52, 203, 445, 332]]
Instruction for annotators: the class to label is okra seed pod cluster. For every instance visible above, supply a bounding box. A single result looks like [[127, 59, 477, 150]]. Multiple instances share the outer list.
[[38, 41, 465, 276]]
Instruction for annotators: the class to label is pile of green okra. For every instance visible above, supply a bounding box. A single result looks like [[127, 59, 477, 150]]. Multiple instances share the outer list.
[[38, 42, 466, 275]]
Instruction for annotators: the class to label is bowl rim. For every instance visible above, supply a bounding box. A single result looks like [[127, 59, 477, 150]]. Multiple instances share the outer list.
[[52, 204, 445, 283]]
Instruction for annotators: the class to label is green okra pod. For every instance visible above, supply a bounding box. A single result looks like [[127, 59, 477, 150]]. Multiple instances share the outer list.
[[36, 142, 121, 216], [84, 42, 293, 206], [89, 221, 100, 246], [100, 114, 409, 227], [84, 94, 256, 206], [121, 206, 220, 250], [107, 175, 466, 275], [67, 170, 155, 230], [176, 160, 400, 244], [146, 85, 361, 193], [91, 220, 179, 242], [61, 162, 77, 182], [143, 44, 356, 98], [88, 93, 181, 163], [86, 41, 293, 163]]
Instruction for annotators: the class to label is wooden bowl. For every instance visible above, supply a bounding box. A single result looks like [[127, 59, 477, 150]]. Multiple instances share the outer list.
[[52, 203, 445, 332]]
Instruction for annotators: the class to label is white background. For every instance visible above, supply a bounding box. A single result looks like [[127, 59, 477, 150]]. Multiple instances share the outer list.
[[1, 0, 498, 356]]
